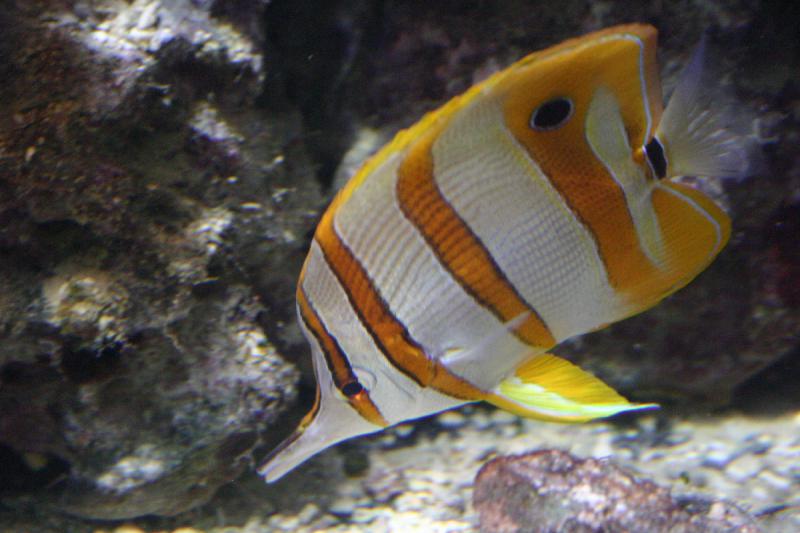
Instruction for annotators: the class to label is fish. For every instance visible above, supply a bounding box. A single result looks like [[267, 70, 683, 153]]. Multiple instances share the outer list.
[[259, 23, 748, 482]]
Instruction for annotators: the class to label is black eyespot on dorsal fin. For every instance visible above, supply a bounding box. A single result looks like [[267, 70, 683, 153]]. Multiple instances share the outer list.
[[645, 136, 668, 179]]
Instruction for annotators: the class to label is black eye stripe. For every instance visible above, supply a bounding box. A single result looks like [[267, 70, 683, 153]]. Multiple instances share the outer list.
[[342, 381, 364, 397], [644, 136, 667, 179], [530, 98, 573, 131]]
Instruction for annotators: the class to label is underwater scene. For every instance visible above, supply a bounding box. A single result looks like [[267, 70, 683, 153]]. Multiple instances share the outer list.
[[0, 1, 798, 532]]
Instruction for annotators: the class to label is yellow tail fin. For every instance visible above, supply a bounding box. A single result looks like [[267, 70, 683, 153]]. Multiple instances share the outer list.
[[487, 354, 658, 422]]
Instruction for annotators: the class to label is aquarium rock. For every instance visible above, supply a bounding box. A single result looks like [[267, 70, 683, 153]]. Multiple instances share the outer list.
[[0, 0, 322, 519], [473, 449, 760, 533], [0, 0, 798, 529]]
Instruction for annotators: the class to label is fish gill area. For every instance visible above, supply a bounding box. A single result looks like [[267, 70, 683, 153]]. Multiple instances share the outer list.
[[0, 0, 798, 532]]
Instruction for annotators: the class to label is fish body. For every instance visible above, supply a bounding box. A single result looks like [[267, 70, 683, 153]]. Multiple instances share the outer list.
[[260, 24, 746, 481]]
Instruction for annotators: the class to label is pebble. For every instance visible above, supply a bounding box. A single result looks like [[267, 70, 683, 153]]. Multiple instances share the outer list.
[[489, 409, 518, 425], [702, 451, 735, 469], [590, 432, 614, 457], [759, 469, 793, 490], [743, 434, 773, 455], [328, 496, 357, 516], [437, 411, 467, 429], [296, 503, 320, 525], [496, 424, 518, 438], [726, 454, 764, 482], [392, 424, 414, 438]]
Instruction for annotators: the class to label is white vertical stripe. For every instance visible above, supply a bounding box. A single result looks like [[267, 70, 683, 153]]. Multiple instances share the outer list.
[[593, 33, 653, 142], [333, 153, 534, 389], [432, 96, 626, 341], [584, 86, 667, 269], [625, 33, 653, 143], [301, 241, 463, 422]]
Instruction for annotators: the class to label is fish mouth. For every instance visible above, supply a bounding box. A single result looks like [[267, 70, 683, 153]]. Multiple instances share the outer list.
[[258, 424, 304, 470], [257, 383, 382, 482], [257, 427, 307, 482], [258, 386, 321, 482]]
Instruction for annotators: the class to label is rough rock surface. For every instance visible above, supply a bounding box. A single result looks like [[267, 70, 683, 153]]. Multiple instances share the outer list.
[[0, 0, 798, 529], [0, 0, 322, 519], [473, 449, 759, 533]]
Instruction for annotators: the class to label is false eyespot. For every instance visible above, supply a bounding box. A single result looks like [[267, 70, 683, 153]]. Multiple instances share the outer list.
[[341, 381, 363, 397], [348, 365, 377, 395], [530, 97, 573, 131]]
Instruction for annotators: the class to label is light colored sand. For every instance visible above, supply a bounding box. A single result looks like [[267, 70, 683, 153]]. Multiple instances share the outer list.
[[9, 407, 797, 532], [248, 407, 800, 532]]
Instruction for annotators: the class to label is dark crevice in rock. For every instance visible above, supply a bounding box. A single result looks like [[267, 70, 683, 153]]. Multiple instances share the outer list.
[[59, 340, 125, 385], [732, 344, 800, 415], [264, 0, 373, 187], [0, 445, 70, 495]]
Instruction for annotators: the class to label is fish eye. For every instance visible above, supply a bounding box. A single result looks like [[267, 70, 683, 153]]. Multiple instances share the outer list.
[[530, 97, 573, 131], [644, 136, 667, 179], [342, 381, 363, 397]]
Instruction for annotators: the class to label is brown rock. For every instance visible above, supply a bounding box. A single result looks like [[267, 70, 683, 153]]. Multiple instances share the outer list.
[[473, 450, 759, 533]]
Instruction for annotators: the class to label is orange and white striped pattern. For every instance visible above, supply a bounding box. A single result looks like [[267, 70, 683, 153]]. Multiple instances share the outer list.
[[259, 24, 734, 481]]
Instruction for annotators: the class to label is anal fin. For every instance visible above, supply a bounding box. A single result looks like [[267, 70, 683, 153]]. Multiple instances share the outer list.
[[487, 354, 658, 422]]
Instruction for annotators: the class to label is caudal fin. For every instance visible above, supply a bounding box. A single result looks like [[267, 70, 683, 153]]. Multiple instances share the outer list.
[[655, 34, 752, 180]]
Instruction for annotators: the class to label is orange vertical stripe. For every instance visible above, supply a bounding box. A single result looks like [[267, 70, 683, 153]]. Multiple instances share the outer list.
[[396, 127, 557, 349], [498, 30, 666, 307], [648, 181, 731, 298], [313, 208, 486, 401], [297, 283, 388, 427]]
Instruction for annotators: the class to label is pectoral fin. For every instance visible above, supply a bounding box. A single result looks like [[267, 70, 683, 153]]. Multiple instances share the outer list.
[[487, 353, 658, 422]]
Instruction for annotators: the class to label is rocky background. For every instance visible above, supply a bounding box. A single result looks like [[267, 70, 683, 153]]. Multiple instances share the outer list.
[[0, 0, 797, 531]]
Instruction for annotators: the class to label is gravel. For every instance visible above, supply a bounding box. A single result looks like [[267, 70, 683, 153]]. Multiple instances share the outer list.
[[231, 407, 800, 532]]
